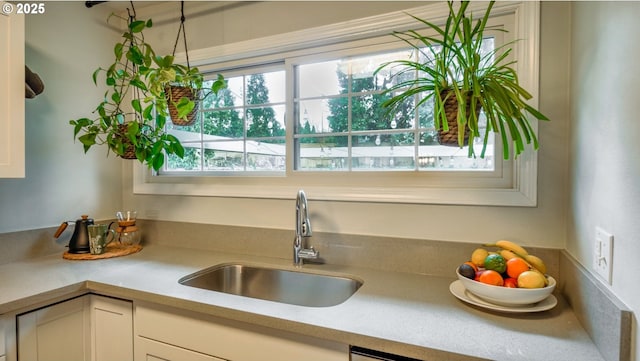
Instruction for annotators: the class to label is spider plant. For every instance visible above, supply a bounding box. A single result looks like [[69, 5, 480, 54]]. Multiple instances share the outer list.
[[376, 0, 548, 159]]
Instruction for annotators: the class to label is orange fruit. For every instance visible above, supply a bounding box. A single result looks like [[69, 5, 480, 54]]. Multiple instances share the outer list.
[[477, 270, 504, 286], [506, 257, 530, 279]]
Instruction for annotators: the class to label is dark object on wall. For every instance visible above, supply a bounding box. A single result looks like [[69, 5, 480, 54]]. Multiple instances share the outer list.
[[85, 1, 107, 8], [25, 65, 44, 99]]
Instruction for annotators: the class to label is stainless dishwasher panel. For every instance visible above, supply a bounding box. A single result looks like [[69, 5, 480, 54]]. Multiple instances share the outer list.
[[350, 346, 424, 361]]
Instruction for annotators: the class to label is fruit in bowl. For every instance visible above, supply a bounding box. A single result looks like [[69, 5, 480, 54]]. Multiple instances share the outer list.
[[456, 240, 556, 306], [456, 267, 556, 306]]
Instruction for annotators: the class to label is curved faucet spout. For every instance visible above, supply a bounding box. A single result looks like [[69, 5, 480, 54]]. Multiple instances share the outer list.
[[296, 190, 312, 237], [293, 190, 318, 266]]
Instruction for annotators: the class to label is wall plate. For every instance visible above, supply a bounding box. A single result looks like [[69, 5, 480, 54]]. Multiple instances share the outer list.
[[593, 227, 613, 284]]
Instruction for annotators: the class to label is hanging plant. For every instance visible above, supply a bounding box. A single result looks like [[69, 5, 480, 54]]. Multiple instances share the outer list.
[[375, 1, 548, 159], [153, 1, 226, 126], [69, 3, 226, 171]]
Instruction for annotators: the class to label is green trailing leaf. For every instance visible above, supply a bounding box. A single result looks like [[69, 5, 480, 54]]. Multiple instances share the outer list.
[[129, 20, 146, 33], [78, 133, 97, 149], [126, 47, 144, 65], [131, 99, 142, 113], [126, 122, 139, 137], [111, 91, 121, 104], [155, 113, 166, 129], [114, 43, 123, 60], [175, 97, 195, 119], [92, 68, 101, 85], [129, 78, 147, 91], [152, 153, 164, 171], [143, 104, 153, 120]]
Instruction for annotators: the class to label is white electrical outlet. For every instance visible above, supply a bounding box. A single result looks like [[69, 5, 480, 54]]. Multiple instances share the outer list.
[[593, 227, 614, 284]]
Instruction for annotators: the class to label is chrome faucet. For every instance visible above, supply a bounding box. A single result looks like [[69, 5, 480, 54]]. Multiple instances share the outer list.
[[293, 189, 319, 266]]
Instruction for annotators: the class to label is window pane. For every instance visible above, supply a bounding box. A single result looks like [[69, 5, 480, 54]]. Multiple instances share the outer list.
[[162, 67, 286, 174], [297, 99, 333, 134], [205, 76, 244, 109], [203, 141, 245, 170], [246, 105, 286, 138], [166, 145, 202, 171], [297, 60, 341, 98], [247, 71, 285, 104], [296, 136, 348, 170], [351, 133, 415, 170], [203, 109, 244, 138]]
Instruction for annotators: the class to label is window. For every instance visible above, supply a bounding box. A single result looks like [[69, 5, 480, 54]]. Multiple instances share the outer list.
[[165, 66, 286, 172], [135, 1, 541, 206], [293, 45, 494, 172]]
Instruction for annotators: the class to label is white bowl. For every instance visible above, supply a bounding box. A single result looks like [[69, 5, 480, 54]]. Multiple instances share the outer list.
[[456, 268, 556, 306]]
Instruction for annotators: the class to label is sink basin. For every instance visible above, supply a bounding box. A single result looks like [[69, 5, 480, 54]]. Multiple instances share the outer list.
[[178, 263, 363, 307]]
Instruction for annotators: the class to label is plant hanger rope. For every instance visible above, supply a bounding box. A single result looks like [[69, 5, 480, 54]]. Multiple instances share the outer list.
[[172, 1, 191, 70]]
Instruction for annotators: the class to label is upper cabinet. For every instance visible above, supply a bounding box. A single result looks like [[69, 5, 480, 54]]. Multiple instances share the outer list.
[[0, 3, 25, 178]]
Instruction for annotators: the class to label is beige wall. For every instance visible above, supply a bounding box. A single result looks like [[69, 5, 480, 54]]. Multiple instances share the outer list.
[[0, 2, 122, 232], [569, 2, 640, 359]]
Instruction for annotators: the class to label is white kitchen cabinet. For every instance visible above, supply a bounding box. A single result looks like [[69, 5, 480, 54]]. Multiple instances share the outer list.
[[18, 296, 91, 361], [16, 295, 133, 361], [0, 2, 25, 178], [135, 303, 348, 361], [90, 295, 133, 361]]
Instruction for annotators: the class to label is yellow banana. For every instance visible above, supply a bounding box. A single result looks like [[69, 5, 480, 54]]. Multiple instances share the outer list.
[[525, 254, 547, 274], [499, 249, 519, 261], [494, 240, 529, 257]]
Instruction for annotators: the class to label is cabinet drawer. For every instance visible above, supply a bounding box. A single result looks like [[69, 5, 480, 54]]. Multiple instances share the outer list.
[[137, 336, 225, 361], [136, 303, 348, 361]]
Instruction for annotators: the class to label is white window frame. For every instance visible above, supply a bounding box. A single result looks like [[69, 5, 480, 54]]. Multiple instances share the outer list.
[[133, 1, 542, 206]]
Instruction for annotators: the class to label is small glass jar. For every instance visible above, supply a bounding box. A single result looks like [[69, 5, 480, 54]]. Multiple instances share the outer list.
[[116, 225, 141, 246]]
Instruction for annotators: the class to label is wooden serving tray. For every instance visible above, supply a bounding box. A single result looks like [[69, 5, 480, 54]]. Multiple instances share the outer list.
[[63, 244, 143, 260]]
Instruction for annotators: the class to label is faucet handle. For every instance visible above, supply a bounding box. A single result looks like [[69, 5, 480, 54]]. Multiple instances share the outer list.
[[298, 246, 319, 260]]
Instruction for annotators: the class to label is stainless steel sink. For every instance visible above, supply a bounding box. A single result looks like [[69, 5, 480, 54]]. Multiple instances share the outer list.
[[178, 263, 363, 307]]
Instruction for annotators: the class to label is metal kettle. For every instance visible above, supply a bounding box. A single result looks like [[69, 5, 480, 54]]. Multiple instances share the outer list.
[[54, 215, 94, 254]]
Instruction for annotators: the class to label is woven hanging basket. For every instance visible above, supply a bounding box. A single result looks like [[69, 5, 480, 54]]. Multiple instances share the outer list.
[[116, 123, 137, 159], [166, 85, 200, 126], [437, 89, 480, 147]]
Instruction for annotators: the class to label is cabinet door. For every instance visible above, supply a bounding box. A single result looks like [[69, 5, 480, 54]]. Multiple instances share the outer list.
[[90, 295, 133, 361], [17, 297, 90, 361], [136, 336, 225, 361], [0, 2, 25, 178]]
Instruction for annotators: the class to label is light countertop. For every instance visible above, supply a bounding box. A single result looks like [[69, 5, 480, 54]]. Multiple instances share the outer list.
[[0, 245, 604, 361]]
